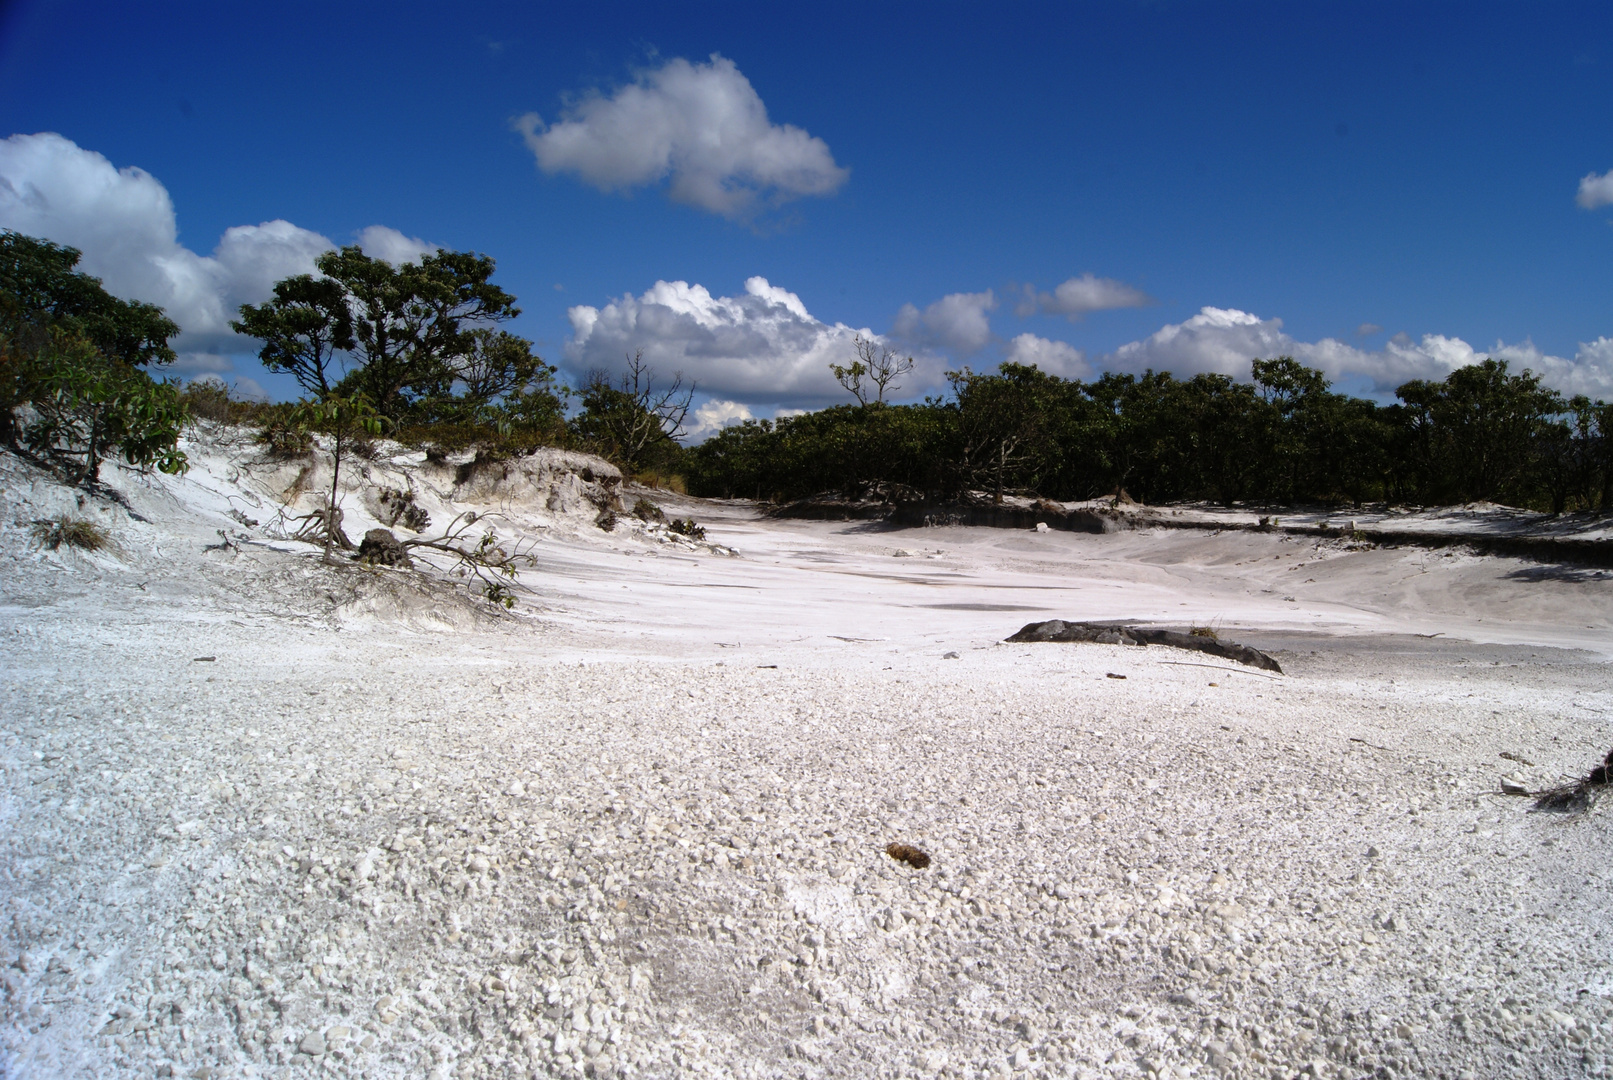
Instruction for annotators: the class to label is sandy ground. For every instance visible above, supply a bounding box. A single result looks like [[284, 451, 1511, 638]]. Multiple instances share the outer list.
[[3, 431, 1613, 1080]]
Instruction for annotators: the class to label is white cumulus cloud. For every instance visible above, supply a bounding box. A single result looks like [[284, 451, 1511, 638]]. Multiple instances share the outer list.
[[893, 290, 996, 355], [1002, 333, 1089, 379], [516, 54, 848, 219], [0, 132, 336, 361], [684, 398, 756, 442], [565, 276, 890, 406], [1103, 306, 1613, 398], [357, 224, 437, 265], [1576, 168, 1613, 210], [1016, 274, 1152, 320]]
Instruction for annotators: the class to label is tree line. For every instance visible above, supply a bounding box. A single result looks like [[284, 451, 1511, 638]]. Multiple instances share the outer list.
[[0, 230, 690, 486], [686, 356, 1613, 513], [6, 226, 1611, 515]]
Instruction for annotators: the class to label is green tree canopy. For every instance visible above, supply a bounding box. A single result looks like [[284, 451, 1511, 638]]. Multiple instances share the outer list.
[[316, 246, 520, 417], [232, 274, 354, 399], [0, 231, 178, 368]]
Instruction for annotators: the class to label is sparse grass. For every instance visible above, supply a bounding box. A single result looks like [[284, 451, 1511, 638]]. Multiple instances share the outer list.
[[31, 516, 110, 551], [633, 470, 687, 494]]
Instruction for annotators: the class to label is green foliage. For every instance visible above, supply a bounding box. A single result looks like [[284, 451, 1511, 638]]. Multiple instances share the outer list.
[[31, 515, 110, 551], [233, 247, 565, 448], [255, 408, 315, 459], [1, 232, 188, 480], [569, 353, 691, 474], [232, 274, 354, 398], [20, 328, 189, 482], [667, 517, 706, 540], [0, 231, 178, 369], [315, 245, 521, 417], [688, 355, 1612, 514], [1394, 359, 1565, 506], [290, 393, 388, 559]]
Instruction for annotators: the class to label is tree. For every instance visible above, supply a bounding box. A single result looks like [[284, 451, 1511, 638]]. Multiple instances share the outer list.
[[570, 352, 693, 473], [0, 231, 178, 369], [409, 328, 565, 429], [1395, 358, 1561, 505], [948, 362, 1062, 503], [21, 328, 189, 483], [232, 274, 354, 398], [316, 246, 520, 417], [1, 231, 187, 480], [831, 335, 915, 405], [289, 393, 386, 561]]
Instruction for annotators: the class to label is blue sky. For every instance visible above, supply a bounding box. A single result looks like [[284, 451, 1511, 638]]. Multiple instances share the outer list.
[[3, 1, 1611, 435]]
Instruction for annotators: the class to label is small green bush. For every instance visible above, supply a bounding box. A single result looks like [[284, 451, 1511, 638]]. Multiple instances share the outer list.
[[632, 497, 665, 523]]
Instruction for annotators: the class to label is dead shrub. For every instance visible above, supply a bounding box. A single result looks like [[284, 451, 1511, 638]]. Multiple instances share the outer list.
[[1532, 746, 1613, 813], [667, 517, 705, 540], [885, 843, 931, 870], [379, 487, 430, 532], [31, 516, 110, 551]]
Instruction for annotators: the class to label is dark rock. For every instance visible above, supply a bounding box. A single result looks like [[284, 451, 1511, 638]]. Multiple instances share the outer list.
[[891, 501, 1112, 533], [356, 528, 412, 568], [1005, 619, 1283, 673]]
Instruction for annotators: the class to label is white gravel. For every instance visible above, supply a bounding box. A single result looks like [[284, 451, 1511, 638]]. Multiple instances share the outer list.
[[2, 432, 1612, 1080]]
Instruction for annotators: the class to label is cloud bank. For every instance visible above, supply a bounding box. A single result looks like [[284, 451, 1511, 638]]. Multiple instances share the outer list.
[[0, 132, 433, 377], [1016, 274, 1152, 320], [565, 277, 888, 406], [516, 55, 848, 219], [1102, 306, 1613, 398], [1576, 168, 1613, 210]]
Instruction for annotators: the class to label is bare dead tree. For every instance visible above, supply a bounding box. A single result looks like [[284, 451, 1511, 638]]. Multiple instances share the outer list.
[[576, 351, 695, 469], [400, 510, 539, 608], [622, 350, 694, 439], [830, 335, 915, 405]]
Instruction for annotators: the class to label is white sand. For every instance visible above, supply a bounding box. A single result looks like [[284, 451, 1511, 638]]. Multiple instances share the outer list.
[[3, 429, 1612, 1080]]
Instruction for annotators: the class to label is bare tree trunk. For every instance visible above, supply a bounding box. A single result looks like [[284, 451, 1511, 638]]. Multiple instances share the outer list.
[[324, 428, 342, 564]]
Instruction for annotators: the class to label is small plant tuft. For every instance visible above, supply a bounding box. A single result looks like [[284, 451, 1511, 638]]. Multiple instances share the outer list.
[[32, 516, 110, 551], [667, 517, 705, 540], [632, 497, 665, 523], [1189, 626, 1218, 639], [258, 417, 313, 459]]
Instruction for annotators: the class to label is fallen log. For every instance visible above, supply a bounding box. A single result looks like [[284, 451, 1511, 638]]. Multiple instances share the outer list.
[[1005, 619, 1283, 673]]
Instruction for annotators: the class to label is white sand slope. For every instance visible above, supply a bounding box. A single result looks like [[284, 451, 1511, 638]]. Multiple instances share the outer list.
[[2, 428, 1612, 1080]]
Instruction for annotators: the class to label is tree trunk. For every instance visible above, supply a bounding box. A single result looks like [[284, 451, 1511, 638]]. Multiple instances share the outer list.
[[324, 428, 342, 563]]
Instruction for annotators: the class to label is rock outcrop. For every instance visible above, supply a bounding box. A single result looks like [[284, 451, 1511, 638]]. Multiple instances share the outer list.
[[1006, 619, 1283, 672]]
